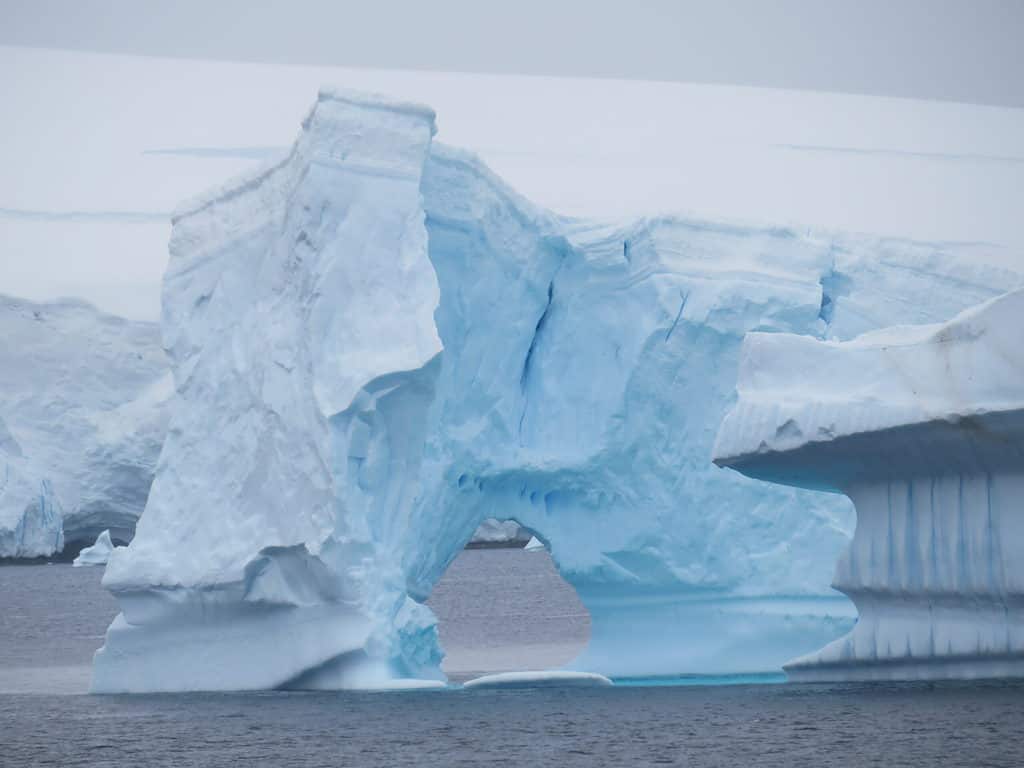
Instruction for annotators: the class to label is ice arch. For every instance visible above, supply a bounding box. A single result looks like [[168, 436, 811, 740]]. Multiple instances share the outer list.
[[92, 89, 1024, 692], [430, 517, 590, 678]]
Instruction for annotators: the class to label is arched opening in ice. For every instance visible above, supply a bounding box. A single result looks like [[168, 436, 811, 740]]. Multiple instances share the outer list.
[[427, 518, 590, 681]]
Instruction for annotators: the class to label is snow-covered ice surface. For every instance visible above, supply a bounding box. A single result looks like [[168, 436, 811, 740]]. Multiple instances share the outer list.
[[72, 530, 117, 567], [92, 87, 1024, 692], [714, 289, 1024, 681], [0, 295, 170, 557], [462, 671, 613, 689]]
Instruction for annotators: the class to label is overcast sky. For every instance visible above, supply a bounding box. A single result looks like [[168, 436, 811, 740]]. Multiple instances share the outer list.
[[2, 0, 1022, 108]]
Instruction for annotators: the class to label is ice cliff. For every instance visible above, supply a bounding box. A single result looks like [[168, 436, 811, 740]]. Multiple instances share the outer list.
[[714, 289, 1024, 681], [0, 295, 171, 558], [93, 88, 1024, 692]]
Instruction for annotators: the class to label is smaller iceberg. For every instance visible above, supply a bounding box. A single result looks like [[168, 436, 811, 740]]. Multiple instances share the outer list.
[[524, 536, 544, 551], [73, 529, 117, 567], [462, 671, 613, 689], [468, 519, 531, 547]]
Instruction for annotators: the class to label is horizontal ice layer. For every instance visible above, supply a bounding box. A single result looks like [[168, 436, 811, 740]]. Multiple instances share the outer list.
[[714, 289, 1024, 681], [96, 87, 1024, 692], [0, 295, 170, 554], [462, 671, 613, 689]]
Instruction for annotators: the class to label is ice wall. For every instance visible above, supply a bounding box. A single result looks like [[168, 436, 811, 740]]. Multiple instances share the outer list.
[[714, 289, 1024, 680], [94, 88, 1024, 691], [0, 416, 64, 559], [0, 295, 170, 553]]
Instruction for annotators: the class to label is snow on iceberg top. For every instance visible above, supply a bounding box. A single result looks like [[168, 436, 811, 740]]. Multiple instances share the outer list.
[[172, 86, 437, 223], [713, 288, 1024, 489]]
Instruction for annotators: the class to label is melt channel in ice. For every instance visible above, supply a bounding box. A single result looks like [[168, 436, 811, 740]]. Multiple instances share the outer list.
[[92, 87, 1024, 692], [714, 289, 1024, 681]]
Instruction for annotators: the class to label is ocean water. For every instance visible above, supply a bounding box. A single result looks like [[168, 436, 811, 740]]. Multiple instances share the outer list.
[[2, 551, 1023, 767]]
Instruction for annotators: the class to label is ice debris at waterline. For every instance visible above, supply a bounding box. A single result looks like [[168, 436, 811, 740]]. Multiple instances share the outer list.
[[73, 529, 119, 567], [92, 88, 1024, 692], [0, 295, 170, 558], [462, 671, 613, 689], [713, 289, 1024, 682]]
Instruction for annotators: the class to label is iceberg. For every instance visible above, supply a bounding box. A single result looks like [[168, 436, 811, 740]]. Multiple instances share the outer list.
[[713, 289, 1024, 681], [469, 519, 531, 547], [0, 295, 171, 555], [93, 88, 1024, 692], [72, 529, 118, 567]]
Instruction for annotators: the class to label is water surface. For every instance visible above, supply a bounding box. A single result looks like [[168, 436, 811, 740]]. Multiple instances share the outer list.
[[2, 551, 1021, 766]]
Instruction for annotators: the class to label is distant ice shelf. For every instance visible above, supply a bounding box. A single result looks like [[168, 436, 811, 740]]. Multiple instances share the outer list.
[[91, 87, 1024, 693], [714, 289, 1024, 681], [0, 294, 170, 559]]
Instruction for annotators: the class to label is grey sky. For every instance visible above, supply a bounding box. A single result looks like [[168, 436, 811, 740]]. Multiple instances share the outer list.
[[2, 0, 1022, 108]]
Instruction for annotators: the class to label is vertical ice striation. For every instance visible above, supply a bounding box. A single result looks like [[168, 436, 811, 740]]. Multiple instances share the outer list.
[[0, 416, 64, 559], [714, 289, 1024, 680], [93, 88, 1024, 691]]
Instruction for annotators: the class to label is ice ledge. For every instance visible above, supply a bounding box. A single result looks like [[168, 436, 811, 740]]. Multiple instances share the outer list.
[[714, 289, 1024, 681], [713, 289, 1024, 487]]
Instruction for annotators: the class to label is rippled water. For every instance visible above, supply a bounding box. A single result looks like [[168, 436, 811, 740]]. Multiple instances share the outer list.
[[2, 552, 1022, 767]]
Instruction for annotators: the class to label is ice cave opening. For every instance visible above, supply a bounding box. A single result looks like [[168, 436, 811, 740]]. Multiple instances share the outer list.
[[427, 518, 591, 681]]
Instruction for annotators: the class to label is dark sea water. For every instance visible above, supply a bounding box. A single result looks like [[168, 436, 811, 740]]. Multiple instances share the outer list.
[[2, 551, 1023, 767]]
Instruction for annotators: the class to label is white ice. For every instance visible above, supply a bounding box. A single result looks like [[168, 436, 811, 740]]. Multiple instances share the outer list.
[[73, 529, 118, 567], [462, 671, 613, 689]]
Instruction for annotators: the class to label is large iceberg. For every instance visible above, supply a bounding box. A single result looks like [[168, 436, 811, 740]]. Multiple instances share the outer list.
[[0, 295, 171, 556], [93, 88, 1024, 692], [714, 289, 1024, 681]]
